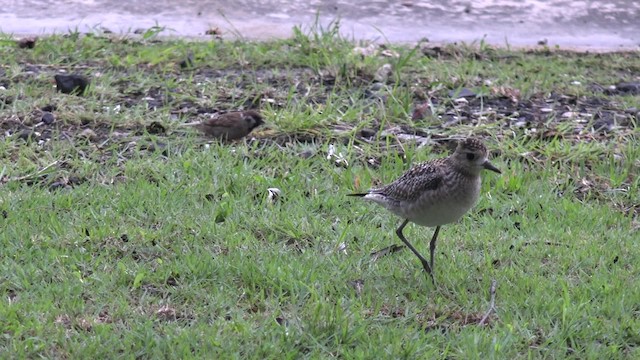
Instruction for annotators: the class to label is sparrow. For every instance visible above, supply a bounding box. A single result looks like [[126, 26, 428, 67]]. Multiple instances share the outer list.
[[180, 110, 264, 140]]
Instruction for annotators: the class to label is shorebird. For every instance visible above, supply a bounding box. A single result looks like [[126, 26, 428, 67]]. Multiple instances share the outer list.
[[348, 138, 501, 283]]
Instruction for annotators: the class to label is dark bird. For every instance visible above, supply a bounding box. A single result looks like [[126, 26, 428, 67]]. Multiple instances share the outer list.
[[348, 138, 501, 284], [180, 110, 264, 140]]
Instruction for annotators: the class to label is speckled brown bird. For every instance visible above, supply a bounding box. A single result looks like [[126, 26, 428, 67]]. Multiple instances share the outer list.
[[348, 138, 501, 283], [181, 110, 264, 140]]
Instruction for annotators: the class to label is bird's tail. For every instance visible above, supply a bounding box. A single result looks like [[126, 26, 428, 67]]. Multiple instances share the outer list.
[[346, 193, 368, 197]]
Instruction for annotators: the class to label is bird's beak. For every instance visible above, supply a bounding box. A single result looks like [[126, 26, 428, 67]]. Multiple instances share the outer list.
[[483, 160, 501, 174]]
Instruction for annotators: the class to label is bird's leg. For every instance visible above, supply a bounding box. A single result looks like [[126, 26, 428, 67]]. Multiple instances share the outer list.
[[395, 219, 435, 284], [429, 226, 440, 273]]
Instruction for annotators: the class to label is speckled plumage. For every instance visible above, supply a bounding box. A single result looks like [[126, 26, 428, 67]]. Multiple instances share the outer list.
[[348, 137, 501, 283]]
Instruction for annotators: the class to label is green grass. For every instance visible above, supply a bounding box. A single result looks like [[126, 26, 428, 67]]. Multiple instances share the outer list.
[[1, 23, 639, 358]]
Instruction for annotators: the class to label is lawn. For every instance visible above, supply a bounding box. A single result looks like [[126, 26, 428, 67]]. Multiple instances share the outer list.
[[0, 22, 639, 358]]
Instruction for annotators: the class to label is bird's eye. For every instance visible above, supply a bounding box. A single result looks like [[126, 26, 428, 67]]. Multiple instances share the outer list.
[[466, 153, 475, 161]]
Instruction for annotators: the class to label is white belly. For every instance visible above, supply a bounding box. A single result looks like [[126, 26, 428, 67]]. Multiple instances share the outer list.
[[404, 197, 476, 226], [365, 177, 481, 227]]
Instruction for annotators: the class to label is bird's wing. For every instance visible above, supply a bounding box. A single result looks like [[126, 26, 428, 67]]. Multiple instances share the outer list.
[[373, 161, 443, 202], [201, 115, 238, 128]]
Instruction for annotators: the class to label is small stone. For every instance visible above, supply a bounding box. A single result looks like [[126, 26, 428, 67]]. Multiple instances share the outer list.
[[41, 112, 55, 125], [40, 104, 57, 112], [592, 118, 614, 133], [359, 128, 376, 138], [374, 64, 393, 83], [299, 150, 315, 159], [412, 102, 432, 121], [17, 37, 37, 49], [0, 89, 9, 96], [179, 53, 194, 69], [369, 82, 384, 92], [68, 176, 84, 186], [48, 181, 67, 191], [353, 44, 377, 57], [448, 87, 476, 98], [54, 74, 90, 95], [17, 130, 36, 142], [421, 45, 443, 58], [140, 142, 167, 155], [616, 82, 640, 95], [205, 27, 222, 36], [380, 49, 399, 58], [78, 128, 97, 141], [513, 119, 527, 128], [146, 121, 166, 134]]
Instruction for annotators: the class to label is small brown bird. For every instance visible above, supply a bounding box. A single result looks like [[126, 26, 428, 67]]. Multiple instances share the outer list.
[[348, 138, 501, 283], [180, 110, 264, 140]]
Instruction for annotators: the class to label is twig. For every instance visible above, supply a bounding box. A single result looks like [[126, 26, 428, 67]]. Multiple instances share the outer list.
[[523, 241, 569, 248], [479, 279, 497, 326], [370, 244, 405, 261], [11, 160, 60, 181]]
